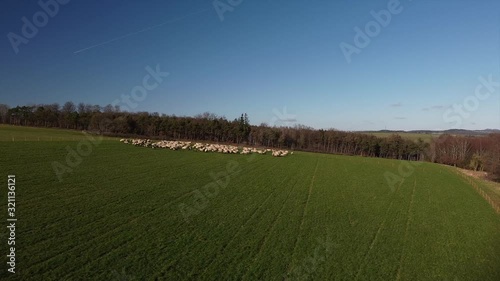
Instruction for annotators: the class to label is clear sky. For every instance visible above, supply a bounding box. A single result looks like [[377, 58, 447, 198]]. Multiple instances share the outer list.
[[1, 0, 499, 131]]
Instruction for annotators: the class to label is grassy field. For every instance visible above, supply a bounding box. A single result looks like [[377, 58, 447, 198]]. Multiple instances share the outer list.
[[364, 132, 438, 142], [0, 124, 116, 142], [1, 126, 499, 280], [457, 170, 500, 214], [482, 181, 500, 206]]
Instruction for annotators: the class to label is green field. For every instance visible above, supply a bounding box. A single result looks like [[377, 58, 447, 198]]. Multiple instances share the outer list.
[[0, 125, 116, 142], [1, 126, 499, 280], [364, 132, 438, 142]]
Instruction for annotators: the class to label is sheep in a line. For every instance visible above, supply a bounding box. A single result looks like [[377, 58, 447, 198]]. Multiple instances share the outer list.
[[120, 138, 292, 157]]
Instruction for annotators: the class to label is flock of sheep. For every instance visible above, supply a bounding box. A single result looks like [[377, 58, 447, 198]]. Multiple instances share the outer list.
[[120, 139, 292, 157]]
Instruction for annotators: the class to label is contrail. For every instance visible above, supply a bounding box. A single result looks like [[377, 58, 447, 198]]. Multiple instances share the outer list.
[[74, 8, 210, 54]]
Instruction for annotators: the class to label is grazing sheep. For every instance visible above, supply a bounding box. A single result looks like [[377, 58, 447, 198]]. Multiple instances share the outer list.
[[120, 139, 292, 157]]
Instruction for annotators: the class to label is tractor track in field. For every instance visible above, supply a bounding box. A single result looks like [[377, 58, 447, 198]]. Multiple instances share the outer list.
[[285, 158, 320, 277], [22, 154, 229, 232], [57, 159, 277, 279], [27, 185, 203, 274], [395, 178, 417, 281], [156, 162, 285, 279], [339, 164, 359, 228], [241, 176, 302, 279], [194, 175, 288, 278], [24, 156, 208, 205], [340, 189, 356, 227], [354, 178, 406, 281], [24, 158, 237, 253], [29, 158, 271, 275]]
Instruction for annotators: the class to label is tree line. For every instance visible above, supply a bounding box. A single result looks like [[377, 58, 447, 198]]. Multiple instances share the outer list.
[[1, 102, 499, 180]]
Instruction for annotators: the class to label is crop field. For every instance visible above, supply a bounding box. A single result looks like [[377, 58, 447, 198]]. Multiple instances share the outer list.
[[0, 125, 116, 142], [364, 132, 437, 142], [1, 127, 500, 280]]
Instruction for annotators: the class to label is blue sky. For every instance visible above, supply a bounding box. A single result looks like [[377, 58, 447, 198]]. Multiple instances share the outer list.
[[1, 0, 499, 131]]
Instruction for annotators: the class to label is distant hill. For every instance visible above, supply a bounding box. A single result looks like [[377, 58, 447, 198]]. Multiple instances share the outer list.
[[360, 129, 500, 136]]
